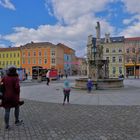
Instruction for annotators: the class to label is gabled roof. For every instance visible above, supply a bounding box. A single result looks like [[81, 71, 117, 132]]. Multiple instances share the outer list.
[[101, 36, 124, 43], [21, 42, 56, 48]]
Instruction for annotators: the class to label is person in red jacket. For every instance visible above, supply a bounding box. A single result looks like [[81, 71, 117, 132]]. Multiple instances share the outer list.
[[1, 67, 24, 129]]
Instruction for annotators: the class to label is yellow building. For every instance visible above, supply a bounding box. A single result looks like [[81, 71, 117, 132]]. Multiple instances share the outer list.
[[103, 34, 125, 78], [0, 47, 21, 69]]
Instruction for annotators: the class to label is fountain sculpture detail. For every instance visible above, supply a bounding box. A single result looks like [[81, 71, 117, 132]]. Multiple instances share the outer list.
[[75, 22, 124, 90]]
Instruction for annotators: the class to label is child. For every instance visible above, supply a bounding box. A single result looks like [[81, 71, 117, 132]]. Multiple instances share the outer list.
[[63, 79, 71, 105], [87, 78, 93, 93]]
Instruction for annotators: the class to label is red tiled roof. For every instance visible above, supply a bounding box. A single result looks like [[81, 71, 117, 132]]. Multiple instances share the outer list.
[[125, 37, 140, 41]]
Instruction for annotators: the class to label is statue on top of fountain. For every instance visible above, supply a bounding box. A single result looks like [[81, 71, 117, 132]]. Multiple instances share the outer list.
[[87, 21, 109, 80]]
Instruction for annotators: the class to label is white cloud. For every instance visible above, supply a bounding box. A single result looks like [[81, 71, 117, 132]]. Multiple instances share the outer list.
[[119, 22, 140, 37], [45, 0, 110, 24], [0, 0, 15, 10], [0, 44, 6, 47], [3, 17, 114, 56], [123, 15, 140, 25], [123, 0, 140, 14], [120, 1, 140, 37], [2, 0, 115, 56]]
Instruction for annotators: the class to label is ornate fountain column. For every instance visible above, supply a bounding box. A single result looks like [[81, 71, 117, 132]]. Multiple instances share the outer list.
[[87, 21, 105, 80], [75, 21, 123, 90]]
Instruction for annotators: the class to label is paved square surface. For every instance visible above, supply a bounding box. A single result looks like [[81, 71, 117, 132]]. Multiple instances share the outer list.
[[0, 77, 140, 139], [0, 100, 140, 140]]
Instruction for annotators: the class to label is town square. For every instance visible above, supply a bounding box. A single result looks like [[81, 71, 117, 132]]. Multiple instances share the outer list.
[[1, 0, 140, 140]]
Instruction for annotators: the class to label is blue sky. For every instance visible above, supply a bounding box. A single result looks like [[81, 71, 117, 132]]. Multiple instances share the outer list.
[[1, 0, 140, 56]]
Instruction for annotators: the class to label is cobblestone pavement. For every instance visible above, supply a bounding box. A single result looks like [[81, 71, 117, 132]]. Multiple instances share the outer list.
[[0, 100, 140, 140]]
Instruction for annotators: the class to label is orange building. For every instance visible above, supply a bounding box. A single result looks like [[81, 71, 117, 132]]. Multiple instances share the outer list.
[[21, 42, 65, 75]]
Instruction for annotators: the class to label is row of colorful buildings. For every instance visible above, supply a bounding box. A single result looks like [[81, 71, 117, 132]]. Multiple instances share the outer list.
[[0, 42, 79, 76], [87, 33, 140, 78], [102, 34, 140, 78], [1, 35, 140, 78]]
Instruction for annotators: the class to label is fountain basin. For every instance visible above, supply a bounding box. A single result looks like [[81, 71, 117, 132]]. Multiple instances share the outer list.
[[75, 78, 124, 90]]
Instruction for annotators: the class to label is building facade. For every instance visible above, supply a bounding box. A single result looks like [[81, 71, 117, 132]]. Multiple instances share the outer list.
[[57, 43, 76, 76], [21, 42, 67, 75], [0, 47, 21, 69], [124, 37, 140, 78], [102, 34, 125, 78]]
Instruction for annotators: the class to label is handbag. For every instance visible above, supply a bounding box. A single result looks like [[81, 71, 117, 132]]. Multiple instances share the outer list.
[[0, 84, 5, 99]]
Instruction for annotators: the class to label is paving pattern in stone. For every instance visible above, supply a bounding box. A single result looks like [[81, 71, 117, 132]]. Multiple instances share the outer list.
[[0, 100, 140, 140]]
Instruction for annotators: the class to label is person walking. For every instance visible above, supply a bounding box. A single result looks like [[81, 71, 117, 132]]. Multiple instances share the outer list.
[[0, 67, 24, 130], [46, 70, 50, 86], [87, 78, 93, 93], [63, 79, 71, 105]]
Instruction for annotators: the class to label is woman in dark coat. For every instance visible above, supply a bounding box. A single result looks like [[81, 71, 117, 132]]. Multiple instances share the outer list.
[[1, 67, 23, 129]]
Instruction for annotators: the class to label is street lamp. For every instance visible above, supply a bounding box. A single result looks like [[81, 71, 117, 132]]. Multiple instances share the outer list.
[[92, 38, 97, 65], [92, 44, 97, 66]]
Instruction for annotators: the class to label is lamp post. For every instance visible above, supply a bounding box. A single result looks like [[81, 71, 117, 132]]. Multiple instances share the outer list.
[[92, 38, 97, 66], [92, 44, 97, 66]]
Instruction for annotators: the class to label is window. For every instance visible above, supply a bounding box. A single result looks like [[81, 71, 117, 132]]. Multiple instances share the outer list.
[[44, 51, 47, 56], [51, 58, 55, 64], [22, 58, 25, 64], [126, 48, 129, 53], [106, 48, 109, 53], [51, 50, 55, 56], [10, 53, 12, 57], [28, 59, 30, 64], [119, 56, 122, 62], [23, 52, 25, 57], [44, 58, 47, 64], [6, 54, 8, 57], [119, 67, 122, 74], [33, 59, 36, 64], [67, 56, 69, 61], [17, 53, 19, 57], [39, 58, 42, 64], [132, 48, 135, 53], [112, 67, 116, 74], [0, 54, 1, 58], [33, 51, 36, 56], [118, 48, 122, 52], [3, 54, 5, 58], [112, 57, 116, 62], [106, 57, 109, 60], [39, 51, 41, 56], [14, 53, 16, 57], [28, 52, 30, 57]]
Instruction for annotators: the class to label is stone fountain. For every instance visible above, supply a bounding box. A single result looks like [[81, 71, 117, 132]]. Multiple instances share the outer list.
[[75, 22, 124, 89]]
